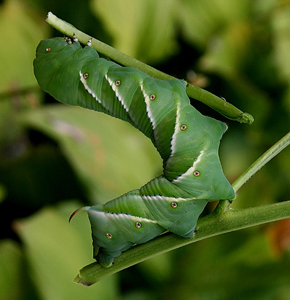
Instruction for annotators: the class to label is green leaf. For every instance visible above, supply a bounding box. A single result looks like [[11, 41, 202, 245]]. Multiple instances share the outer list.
[[179, 0, 250, 49], [0, 240, 24, 300], [20, 105, 162, 202], [198, 21, 252, 77], [271, 5, 290, 112], [272, 5, 290, 80], [0, 0, 49, 93], [90, 0, 178, 63], [15, 202, 118, 299]]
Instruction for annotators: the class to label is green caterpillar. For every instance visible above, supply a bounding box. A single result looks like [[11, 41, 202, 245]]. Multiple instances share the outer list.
[[34, 36, 235, 267]]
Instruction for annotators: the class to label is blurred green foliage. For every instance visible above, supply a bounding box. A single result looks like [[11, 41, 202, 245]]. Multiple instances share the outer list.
[[1, 0, 290, 299]]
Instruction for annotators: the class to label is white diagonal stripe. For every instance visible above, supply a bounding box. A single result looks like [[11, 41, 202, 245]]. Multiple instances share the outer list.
[[169, 103, 181, 157], [172, 150, 204, 183], [105, 74, 130, 112], [140, 84, 156, 130], [79, 71, 102, 103], [142, 195, 196, 201]]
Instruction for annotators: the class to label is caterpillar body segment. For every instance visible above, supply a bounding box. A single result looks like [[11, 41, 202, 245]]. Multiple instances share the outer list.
[[34, 37, 235, 267]]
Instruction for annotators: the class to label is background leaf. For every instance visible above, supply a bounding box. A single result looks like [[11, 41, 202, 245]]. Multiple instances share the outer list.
[[0, 0, 49, 94], [90, 0, 178, 63], [19, 105, 162, 202], [14, 202, 118, 300], [1, 0, 290, 299]]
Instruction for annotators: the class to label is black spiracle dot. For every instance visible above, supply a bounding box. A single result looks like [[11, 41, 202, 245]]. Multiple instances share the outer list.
[[115, 80, 121, 86], [149, 94, 156, 100], [180, 124, 187, 131], [106, 233, 113, 239], [135, 222, 142, 229], [193, 170, 200, 177], [83, 73, 89, 79], [171, 202, 178, 208]]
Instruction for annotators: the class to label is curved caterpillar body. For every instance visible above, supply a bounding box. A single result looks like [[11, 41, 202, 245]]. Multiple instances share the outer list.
[[34, 37, 235, 267]]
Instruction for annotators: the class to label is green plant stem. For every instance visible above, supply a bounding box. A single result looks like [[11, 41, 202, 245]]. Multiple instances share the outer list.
[[74, 131, 290, 286], [232, 131, 290, 192], [74, 200, 290, 286], [216, 131, 290, 212], [45, 12, 254, 124]]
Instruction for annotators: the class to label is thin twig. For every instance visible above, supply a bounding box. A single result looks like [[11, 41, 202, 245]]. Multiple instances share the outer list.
[[45, 12, 254, 124]]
